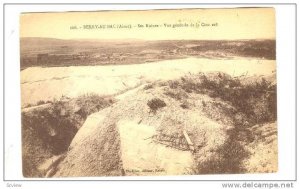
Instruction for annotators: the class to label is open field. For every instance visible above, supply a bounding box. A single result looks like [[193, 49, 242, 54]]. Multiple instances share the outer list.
[[20, 38, 275, 69], [21, 57, 275, 107]]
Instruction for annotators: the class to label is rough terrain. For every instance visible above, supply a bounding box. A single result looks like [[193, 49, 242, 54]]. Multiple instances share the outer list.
[[21, 58, 277, 177]]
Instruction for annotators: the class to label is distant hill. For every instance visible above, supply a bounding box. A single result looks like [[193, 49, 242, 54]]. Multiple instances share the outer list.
[[20, 37, 276, 69], [20, 37, 144, 47]]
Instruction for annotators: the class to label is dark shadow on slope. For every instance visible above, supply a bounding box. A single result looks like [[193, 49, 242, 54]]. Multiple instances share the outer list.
[[22, 94, 114, 177], [196, 127, 251, 174]]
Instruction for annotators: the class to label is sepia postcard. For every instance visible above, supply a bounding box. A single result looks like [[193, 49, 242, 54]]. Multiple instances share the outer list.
[[20, 8, 277, 177]]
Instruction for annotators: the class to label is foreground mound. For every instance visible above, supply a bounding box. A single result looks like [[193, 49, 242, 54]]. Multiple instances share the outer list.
[[50, 72, 277, 176]]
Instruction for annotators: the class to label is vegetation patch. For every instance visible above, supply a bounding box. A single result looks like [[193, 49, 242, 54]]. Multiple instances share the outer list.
[[174, 72, 276, 174], [174, 73, 277, 125], [147, 98, 166, 113], [197, 137, 250, 174], [144, 83, 154, 90], [164, 89, 188, 101]]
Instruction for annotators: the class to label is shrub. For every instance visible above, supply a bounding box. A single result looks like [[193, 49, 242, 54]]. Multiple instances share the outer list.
[[147, 98, 166, 113], [180, 100, 189, 109], [144, 83, 154, 90], [36, 100, 46, 106], [74, 94, 113, 119], [181, 79, 201, 93], [164, 90, 188, 101], [168, 80, 180, 89]]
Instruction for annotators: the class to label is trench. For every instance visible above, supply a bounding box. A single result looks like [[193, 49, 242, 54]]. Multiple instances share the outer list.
[[21, 95, 114, 177], [21, 83, 147, 177]]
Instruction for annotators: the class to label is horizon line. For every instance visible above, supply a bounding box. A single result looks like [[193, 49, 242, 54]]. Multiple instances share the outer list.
[[20, 37, 276, 41]]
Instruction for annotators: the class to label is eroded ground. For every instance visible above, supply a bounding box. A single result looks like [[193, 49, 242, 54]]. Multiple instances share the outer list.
[[21, 57, 277, 177]]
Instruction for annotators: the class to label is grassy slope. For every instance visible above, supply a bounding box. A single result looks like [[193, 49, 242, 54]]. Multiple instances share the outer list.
[[159, 72, 277, 173]]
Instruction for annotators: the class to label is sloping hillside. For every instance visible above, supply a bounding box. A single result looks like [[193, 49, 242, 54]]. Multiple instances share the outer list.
[[32, 72, 278, 177]]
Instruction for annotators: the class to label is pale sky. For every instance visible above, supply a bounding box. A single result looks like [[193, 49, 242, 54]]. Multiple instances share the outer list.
[[20, 8, 275, 40]]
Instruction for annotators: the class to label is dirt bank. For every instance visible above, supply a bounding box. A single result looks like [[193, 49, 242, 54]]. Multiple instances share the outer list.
[[22, 94, 113, 177], [49, 72, 277, 176]]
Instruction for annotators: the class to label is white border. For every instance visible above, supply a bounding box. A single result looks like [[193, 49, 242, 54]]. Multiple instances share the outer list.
[[1, 2, 297, 188]]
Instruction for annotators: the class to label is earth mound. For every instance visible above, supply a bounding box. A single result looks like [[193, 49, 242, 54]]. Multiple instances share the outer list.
[[43, 72, 278, 177]]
